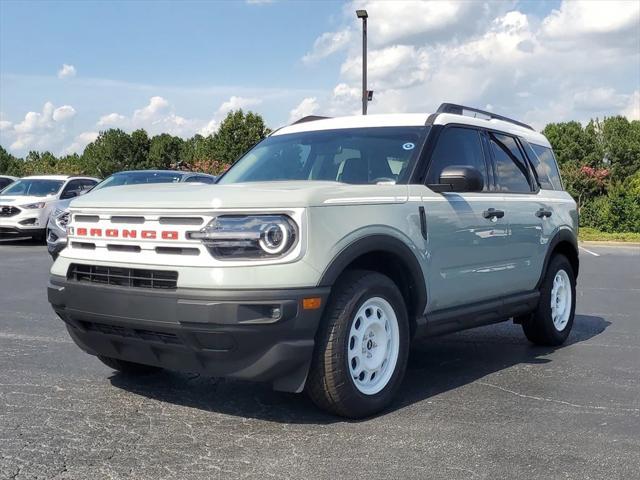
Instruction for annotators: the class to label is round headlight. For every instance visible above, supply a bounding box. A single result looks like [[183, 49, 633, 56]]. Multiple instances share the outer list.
[[259, 223, 289, 254]]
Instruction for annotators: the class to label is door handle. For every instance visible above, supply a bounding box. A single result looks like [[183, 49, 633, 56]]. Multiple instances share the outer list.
[[535, 208, 552, 218], [483, 208, 505, 220]]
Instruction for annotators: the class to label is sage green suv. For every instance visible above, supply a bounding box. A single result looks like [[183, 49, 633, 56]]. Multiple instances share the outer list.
[[49, 103, 578, 418]]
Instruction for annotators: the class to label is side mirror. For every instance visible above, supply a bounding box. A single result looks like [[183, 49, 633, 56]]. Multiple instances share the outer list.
[[61, 190, 79, 200], [428, 165, 484, 193]]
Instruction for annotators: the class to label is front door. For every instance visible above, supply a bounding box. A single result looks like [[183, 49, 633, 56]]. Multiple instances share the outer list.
[[420, 125, 510, 312]]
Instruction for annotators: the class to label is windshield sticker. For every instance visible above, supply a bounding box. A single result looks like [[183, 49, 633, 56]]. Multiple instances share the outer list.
[[402, 142, 415, 151]]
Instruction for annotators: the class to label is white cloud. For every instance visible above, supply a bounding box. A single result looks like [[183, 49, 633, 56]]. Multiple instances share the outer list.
[[542, 1, 640, 42], [52, 105, 77, 122], [303, 30, 353, 64], [288, 97, 320, 123], [622, 91, 640, 120], [216, 96, 262, 116], [63, 131, 99, 155], [133, 96, 170, 122], [4, 101, 77, 152], [303, 0, 640, 129], [57, 64, 77, 79], [97, 112, 127, 127], [198, 119, 219, 136]]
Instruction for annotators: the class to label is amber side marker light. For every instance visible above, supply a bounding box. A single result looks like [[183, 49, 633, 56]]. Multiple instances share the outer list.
[[302, 297, 322, 310]]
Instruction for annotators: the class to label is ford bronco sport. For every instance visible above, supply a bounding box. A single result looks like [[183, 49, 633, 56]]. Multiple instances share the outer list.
[[48, 103, 578, 418]]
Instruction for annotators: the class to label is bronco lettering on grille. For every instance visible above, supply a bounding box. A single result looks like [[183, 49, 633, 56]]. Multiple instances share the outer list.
[[74, 228, 180, 240]]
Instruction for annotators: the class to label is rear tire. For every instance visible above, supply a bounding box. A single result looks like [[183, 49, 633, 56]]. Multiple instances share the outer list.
[[522, 254, 576, 346], [97, 355, 161, 375], [306, 270, 409, 418]]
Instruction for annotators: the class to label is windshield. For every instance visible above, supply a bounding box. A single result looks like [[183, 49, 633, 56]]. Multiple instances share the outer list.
[[0, 179, 64, 197], [218, 127, 429, 185], [92, 171, 185, 191]]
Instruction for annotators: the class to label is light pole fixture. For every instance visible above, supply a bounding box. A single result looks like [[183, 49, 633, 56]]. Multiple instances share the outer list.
[[356, 9, 368, 115]]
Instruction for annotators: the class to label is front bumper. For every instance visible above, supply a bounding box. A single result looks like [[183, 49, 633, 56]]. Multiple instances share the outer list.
[[0, 207, 48, 236], [48, 275, 329, 392]]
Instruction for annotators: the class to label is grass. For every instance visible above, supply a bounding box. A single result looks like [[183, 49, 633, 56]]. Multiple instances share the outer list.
[[579, 227, 640, 243]]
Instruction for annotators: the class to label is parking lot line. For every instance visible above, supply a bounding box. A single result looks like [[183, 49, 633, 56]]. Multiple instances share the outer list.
[[579, 246, 600, 257]]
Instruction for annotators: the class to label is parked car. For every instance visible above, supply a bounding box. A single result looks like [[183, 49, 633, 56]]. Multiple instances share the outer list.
[[0, 175, 99, 241], [47, 170, 217, 258], [0, 175, 18, 192], [48, 103, 578, 418]]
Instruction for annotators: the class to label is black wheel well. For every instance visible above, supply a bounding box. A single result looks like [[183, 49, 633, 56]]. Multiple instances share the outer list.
[[332, 250, 424, 338], [551, 240, 579, 278]]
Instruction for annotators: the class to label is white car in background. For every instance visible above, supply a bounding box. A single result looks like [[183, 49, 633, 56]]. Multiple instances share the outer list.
[[0, 175, 99, 241]]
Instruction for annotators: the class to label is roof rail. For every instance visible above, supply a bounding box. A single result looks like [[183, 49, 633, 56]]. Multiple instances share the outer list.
[[436, 103, 534, 131], [291, 115, 331, 125]]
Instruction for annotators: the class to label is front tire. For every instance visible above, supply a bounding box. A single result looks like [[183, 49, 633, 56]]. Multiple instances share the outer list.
[[306, 270, 409, 418], [522, 254, 576, 346], [97, 355, 161, 375]]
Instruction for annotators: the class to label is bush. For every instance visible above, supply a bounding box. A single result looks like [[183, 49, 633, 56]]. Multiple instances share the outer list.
[[580, 182, 640, 233]]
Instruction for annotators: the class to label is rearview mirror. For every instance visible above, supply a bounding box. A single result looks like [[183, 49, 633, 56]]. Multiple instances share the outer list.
[[428, 165, 484, 193]]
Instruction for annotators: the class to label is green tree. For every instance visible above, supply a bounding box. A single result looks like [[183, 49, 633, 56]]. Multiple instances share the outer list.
[[0, 145, 22, 176], [81, 129, 136, 177], [211, 110, 271, 165], [147, 134, 184, 170]]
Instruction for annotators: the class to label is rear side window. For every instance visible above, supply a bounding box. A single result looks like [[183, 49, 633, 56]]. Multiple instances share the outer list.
[[527, 143, 563, 190], [426, 127, 489, 190], [489, 133, 533, 193]]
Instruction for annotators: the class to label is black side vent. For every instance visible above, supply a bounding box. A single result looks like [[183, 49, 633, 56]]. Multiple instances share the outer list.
[[68, 264, 178, 289]]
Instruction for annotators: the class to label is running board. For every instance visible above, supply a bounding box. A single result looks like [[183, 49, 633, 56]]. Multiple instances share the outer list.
[[415, 291, 540, 338]]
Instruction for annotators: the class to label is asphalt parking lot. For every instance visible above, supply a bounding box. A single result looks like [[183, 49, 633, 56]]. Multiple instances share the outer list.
[[0, 239, 638, 480]]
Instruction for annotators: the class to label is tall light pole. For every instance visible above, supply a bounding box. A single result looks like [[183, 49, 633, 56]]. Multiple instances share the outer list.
[[356, 9, 368, 115]]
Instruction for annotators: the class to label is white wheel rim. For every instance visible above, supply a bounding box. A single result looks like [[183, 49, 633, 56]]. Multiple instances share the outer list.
[[551, 269, 572, 331], [347, 297, 400, 395]]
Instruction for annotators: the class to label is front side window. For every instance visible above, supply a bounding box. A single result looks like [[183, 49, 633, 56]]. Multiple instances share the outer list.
[[426, 127, 489, 190], [217, 127, 429, 185], [489, 133, 533, 193], [527, 143, 563, 190], [0, 179, 64, 197]]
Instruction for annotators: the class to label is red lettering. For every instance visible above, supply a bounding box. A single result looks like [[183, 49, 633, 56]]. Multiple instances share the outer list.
[[141, 230, 156, 239], [106, 229, 118, 238], [90, 228, 102, 237], [162, 231, 178, 240], [122, 229, 137, 239], [77, 227, 87, 236]]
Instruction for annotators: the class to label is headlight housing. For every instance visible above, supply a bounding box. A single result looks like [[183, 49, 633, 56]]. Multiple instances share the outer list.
[[21, 202, 46, 209], [54, 210, 70, 231], [189, 215, 298, 260]]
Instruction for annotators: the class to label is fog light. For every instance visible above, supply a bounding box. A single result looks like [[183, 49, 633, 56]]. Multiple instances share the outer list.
[[270, 307, 282, 319]]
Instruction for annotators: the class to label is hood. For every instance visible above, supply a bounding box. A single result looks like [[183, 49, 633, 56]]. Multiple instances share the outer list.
[[69, 181, 410, 210], [0, 194, 56, 206]]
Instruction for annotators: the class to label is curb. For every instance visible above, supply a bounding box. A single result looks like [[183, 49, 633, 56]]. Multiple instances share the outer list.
[[580, 241, 640, 247]]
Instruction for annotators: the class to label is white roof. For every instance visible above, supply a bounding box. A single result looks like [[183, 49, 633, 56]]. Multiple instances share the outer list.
[[22, 175, 71, 180], [21, 175, 99, 181], [275, 111, 551, 148]]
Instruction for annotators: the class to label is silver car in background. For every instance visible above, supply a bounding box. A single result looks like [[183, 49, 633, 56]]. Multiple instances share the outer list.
[[47, 170, 217, 258]]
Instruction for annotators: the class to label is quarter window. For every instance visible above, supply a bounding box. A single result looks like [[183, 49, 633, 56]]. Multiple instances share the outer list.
[[489, 133, 533, 193], [528, 143, 563, 190], [426, 127, 489, 190]]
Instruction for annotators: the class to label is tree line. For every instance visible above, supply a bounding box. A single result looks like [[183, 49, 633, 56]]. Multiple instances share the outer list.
[[1, 110, 638, 233]]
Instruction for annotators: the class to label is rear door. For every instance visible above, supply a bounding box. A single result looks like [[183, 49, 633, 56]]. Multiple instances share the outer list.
[[486, 131, 545, 293], [421, 126, 510, 311]]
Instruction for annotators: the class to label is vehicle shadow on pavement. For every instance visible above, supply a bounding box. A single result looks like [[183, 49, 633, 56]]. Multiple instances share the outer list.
[[108, 314, 609, 424], [0, 237, 42, 246]]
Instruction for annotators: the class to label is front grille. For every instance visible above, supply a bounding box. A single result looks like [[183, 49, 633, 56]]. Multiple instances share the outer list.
[[0, 206, 19, 217], [68, 264, 178, 289], [80, 321, 182, 345]]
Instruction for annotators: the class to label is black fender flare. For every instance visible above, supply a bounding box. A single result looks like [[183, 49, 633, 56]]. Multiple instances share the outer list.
[[536, 228, 579, 289], [318, 234, 427, 317]]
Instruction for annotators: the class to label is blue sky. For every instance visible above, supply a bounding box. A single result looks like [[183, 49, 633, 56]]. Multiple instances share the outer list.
[[1, 0, 638, 156]]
